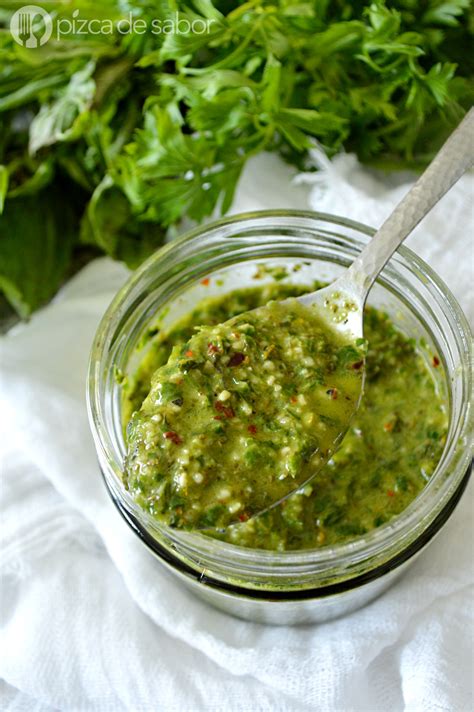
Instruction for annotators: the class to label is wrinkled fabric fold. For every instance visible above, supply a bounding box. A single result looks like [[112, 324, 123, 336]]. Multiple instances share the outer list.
[[1, 152, 472, 711]]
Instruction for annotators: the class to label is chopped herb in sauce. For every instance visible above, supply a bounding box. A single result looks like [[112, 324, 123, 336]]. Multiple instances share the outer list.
[[125, 298, 365, 529], [123, 283, 448, 549]]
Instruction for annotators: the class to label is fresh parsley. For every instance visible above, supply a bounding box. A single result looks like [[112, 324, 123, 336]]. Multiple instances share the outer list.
[[0, 0, 472, 318]]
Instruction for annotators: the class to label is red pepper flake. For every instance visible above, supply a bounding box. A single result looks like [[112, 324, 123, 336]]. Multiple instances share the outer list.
[[238, 512, 249, 522], [213, 415, 222, 421], [208, 343, 220, 354], [163, 431, 182, 445], [201, 277, 210, 286], [326, 388, 338, 400], [229, 352, 245, 367], [247, 424, 257, 435], [433, 355, 440, 367], [215, 401, 235, 419], [383, 422, 394, 432], [351, 360, 364, 370], [290, 396, 298, 404], [185, 350, 194, 358], [387, 490, 395, 497]]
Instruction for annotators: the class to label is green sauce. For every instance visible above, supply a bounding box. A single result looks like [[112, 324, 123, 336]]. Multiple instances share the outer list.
[[123, 283, 448, 550], [125, 298, 365, 529]]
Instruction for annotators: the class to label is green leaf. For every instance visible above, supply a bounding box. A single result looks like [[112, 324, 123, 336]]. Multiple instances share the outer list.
[[7, 161, 54, 198], [188, 88, 254, 134], [0, 165, 8, 214], [81, 175, 166, 267], [422, 1, 470, 27], [0, 182, 80, 318], [277, 108, 347, 135], [191, 0, 224, 22], [423, 62, 457, 105], [261, 56, 282, 114], [0, 75, 67, 113], [159, 10, 225, 62], [0, 0, 472, 319], [29, 61, 96, 154], [307, 22, 364, 61]]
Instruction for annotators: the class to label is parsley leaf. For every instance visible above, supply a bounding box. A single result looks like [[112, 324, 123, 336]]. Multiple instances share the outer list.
[[0, 0, 472, 318]]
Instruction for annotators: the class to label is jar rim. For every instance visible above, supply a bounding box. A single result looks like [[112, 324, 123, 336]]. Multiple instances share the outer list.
[[87, 210, 472, 581]]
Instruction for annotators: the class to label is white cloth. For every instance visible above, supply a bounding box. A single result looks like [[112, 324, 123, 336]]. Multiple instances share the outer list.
[[1, 152, 473, 712]]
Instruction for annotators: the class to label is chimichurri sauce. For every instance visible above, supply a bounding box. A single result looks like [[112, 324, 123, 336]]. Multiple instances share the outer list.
[[123, 283, 448, 550], [125, 298, 364, 529]]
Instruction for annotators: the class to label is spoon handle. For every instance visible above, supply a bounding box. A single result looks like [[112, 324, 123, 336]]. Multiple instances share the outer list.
[[343, 107, 474, 299]]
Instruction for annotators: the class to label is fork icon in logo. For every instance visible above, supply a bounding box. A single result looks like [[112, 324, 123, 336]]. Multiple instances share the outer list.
[[18, 10, 38, 47], [10, 5, 53, 47]]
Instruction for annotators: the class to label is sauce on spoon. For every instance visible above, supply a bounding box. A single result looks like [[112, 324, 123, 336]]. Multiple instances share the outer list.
[[125, 298, 365, 529]]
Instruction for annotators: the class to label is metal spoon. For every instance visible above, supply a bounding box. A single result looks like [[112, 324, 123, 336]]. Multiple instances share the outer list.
[[244, 107, 474, 524], [296, 107, 474, 341], [248, 108, 474, 514]]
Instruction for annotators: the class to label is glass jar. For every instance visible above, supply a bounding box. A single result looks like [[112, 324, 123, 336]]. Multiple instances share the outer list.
[[87, 211, 472, 625]]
